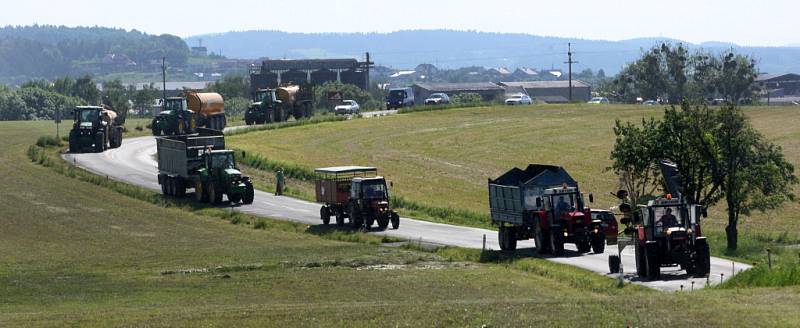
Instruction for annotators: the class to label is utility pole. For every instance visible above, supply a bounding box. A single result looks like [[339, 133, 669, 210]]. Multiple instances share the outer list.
[[364, 52, 374, 89], [161, 57, 167, 113], [564, 43, 579, 102]]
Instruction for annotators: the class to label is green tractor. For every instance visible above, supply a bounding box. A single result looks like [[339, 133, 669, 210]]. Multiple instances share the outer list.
[[68, 105, 124, 153]]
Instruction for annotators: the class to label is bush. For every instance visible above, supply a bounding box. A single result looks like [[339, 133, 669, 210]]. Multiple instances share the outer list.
[[451, 93, 483, 105], [36, 135, 62, 147]]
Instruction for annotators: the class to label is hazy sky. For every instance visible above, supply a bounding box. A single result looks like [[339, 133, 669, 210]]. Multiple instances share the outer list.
[[2, 0, 797, 46]]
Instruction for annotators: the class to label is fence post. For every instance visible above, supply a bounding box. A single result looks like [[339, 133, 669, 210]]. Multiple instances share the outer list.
[[691, 281, 695, 291], [482, 234, 486, 252], [767, 248, 772, 269]]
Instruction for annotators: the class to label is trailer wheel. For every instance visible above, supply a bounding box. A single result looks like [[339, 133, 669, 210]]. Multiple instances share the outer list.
[[609, 255, 621, 274], [645, 242, 661, 280], [693, 238, 711, 277], [390, 212, 400, 229], [550, 227, 565, 256], [175, 179, 186, 198], [498, 226, 508, 251], [242, 181, 255, 205], [320, 206, 331, 225]]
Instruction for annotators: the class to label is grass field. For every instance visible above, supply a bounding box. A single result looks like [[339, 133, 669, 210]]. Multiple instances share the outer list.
[[228, 104, 800, 234], [4, 118, 800, 326]]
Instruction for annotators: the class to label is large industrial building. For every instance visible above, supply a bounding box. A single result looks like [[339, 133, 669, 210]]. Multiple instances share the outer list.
[[412, 82, 506, 103], [249, 56, 373, 93], [498, 80, 591, 103]]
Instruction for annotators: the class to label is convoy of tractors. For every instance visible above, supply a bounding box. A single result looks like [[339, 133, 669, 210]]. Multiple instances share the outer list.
[[66, 76, 711, 282]]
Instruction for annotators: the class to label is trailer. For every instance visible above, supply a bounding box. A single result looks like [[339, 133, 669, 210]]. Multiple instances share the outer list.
[[488, 164, 610, 254], [315, 166, 399, 230], [156, 128, 254, 204], [152, 92, 227, 136]]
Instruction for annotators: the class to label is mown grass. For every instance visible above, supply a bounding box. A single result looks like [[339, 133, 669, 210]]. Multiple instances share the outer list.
[[5, 121, 800, 326]]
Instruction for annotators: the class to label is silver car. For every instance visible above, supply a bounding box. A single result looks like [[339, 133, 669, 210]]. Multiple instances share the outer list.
[[505, 95, 532, 105], [334, 100, 360, 115]]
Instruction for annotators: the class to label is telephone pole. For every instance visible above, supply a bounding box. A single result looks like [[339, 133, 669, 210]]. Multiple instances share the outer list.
[[161, 57, 167, 113], [564, 43, 579, 102], [364, 51, 375, 89]]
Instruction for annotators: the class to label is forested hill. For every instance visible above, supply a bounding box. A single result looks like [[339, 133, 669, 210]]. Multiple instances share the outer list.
[[0, 25, 188, 83], [186, 29, 800, 74]]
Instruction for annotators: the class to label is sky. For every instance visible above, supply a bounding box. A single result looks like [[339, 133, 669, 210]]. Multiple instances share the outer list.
[[1, 0, 798, 46]]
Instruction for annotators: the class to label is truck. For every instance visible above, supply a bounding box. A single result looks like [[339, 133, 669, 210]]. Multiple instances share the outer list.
[[244, 84, 314, 125], [156, 128, 254, 205], [151, 92, 227, 136], [68, 105, 124, 153], [488, 164, 609, 254], [315, 166, 400, 230], [609, 160, 710, 279]]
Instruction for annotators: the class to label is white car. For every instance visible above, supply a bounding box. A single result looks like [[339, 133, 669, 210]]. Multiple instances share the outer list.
[[588, 97, 610, 104], [334, 100, 360, 115], [505, 95, 532, 105]]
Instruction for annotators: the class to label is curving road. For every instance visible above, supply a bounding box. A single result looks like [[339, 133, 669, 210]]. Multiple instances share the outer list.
[[63, 134, 749, 291]]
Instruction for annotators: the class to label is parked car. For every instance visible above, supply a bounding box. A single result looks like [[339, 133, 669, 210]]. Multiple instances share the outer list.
[[588, 97, 610, 104], [386, 87, 415, 109], [642, 100, 658, 105], [590, 209, 619, 244], [505, 95, 532, 105], [334, 100, 360, 115], [424, 93, 450, 105]]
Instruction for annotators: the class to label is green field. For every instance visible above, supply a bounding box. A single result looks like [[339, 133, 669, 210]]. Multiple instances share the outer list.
[[229, 104, 800, 235], [3, 119, 800, 326]]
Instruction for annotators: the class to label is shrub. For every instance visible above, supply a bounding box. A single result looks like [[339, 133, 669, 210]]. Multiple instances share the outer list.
[[451, 93, 483, 105], [36, 135, 62, 147]]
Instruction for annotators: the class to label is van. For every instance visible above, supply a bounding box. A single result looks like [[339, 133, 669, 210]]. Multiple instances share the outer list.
[[386, 87, 415, 109]]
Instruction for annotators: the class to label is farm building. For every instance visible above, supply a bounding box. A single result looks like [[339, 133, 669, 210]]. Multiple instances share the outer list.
[[498, 80, 591, 103], [756, 73, 800, 96], [412, 82, 506, 103]]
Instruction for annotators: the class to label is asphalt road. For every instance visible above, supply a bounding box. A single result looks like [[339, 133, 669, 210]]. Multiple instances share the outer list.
[[63, 134, 749, 292]]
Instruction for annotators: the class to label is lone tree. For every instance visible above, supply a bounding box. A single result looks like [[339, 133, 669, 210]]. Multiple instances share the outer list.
[[610, 104, 797, 250]]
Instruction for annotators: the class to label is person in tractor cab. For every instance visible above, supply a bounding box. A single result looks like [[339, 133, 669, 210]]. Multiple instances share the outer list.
[[660, 208, 679, 228], [556, 196, 571, 218]]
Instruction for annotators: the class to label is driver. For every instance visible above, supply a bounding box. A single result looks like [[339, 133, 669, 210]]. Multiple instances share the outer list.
[[556, 196, 571, 218], [660, 208, 679, 228]]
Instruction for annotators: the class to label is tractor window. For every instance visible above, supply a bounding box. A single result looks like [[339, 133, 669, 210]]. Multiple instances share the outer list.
[[361, 181, 387, 199], [79, 109, 98, 122], [255, 91, 269, 102], [211, 153, 235, 169], [165, 99, 183, 111], [653, 206, 683, 228]]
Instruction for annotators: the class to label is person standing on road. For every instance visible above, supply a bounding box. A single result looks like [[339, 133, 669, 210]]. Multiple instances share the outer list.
[[275, 167, 285, 196]]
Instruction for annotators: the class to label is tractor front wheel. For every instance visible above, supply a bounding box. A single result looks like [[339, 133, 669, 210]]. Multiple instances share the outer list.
[[242, 180, 255, 205], [592, 233, 606, 254], [390, 212, 400, 229], [645, 243, 661, 280], [320, 206, 331, 225], [609, 255, 621, 274]]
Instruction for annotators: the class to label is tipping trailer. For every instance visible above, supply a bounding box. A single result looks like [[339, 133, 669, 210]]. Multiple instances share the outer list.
[[315, 166, 399, 230], [156, 128, 254, 204], [151, 92, 227, 136], [68, 105, 124, 153], [245, 84, 314, 125], [488, 164, 610, 254]]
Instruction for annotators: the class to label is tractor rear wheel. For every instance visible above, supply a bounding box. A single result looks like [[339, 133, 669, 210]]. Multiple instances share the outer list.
[[592, 233, 606, 254], [335, 214, 345, 226], [609, 255, 621, 274], [645, 243, 661, 280], [242, 181, 255, 205], [209, 182, 223, 205], [390, 212, 400, 229], [693, 239, 711, 277], [634, 242, 646, 277], [195, 181, 207, 202], [365, 216, 374, 228], [320, 206, 331, 225], [550, 227, 565, 256]]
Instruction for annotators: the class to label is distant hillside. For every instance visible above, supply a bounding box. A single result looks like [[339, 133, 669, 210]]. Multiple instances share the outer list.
[[0, 25, 189, 83], [186, 30, 800, 75]]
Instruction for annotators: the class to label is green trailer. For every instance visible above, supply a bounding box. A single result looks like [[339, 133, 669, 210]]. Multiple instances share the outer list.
[[156, 128, 254, 204]]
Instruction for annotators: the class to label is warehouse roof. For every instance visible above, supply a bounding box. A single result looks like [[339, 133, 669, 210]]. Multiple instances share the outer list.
[[413, 82, 505, 92], [499, 80, 590, 89], [261, 58, 361, 71], [756, 73, 800, 82]]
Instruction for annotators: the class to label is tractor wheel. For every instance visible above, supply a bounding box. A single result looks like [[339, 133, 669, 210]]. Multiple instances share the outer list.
[[634, 242, 646, 277], [95, 132, 105, 152], [498, 226, 508, 251], [161, 179, 168, 195], [349, 203, 362, 228], [592, 233, 606, 254], [242, 180, 255, 205], [195, 181, 208, 202], [335, 214, 345, 226], [377, 216, 389, 230], [265, 110, 274, 124], [228, 193, 242, 203], [208, 182, 223, 205], [245, 118, 253, 125], [577, 240, 592, 253], [645, 243, 661, 280], [115, 132, 123, 148], [365, 216, 375, 228], [320, 206, 331, 225], [534, 222, 551, 254], [693, 239, 711, 277], [550, 227, 565, 256], [506, 227, 517, 251], [69, 131, 78, 153], [175, 179, 186, 198], [390, 212, 400, 229], [609, 255, 621, 274]]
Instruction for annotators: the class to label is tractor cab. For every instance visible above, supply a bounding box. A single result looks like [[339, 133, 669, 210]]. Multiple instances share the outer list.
[[152, 97, 195, 135], [351, 177, 389, 202], [253, 89, 280, 106], [74, 106, 102, 127], [639, 196, 704, 243], [542, 186, 587, 223]]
